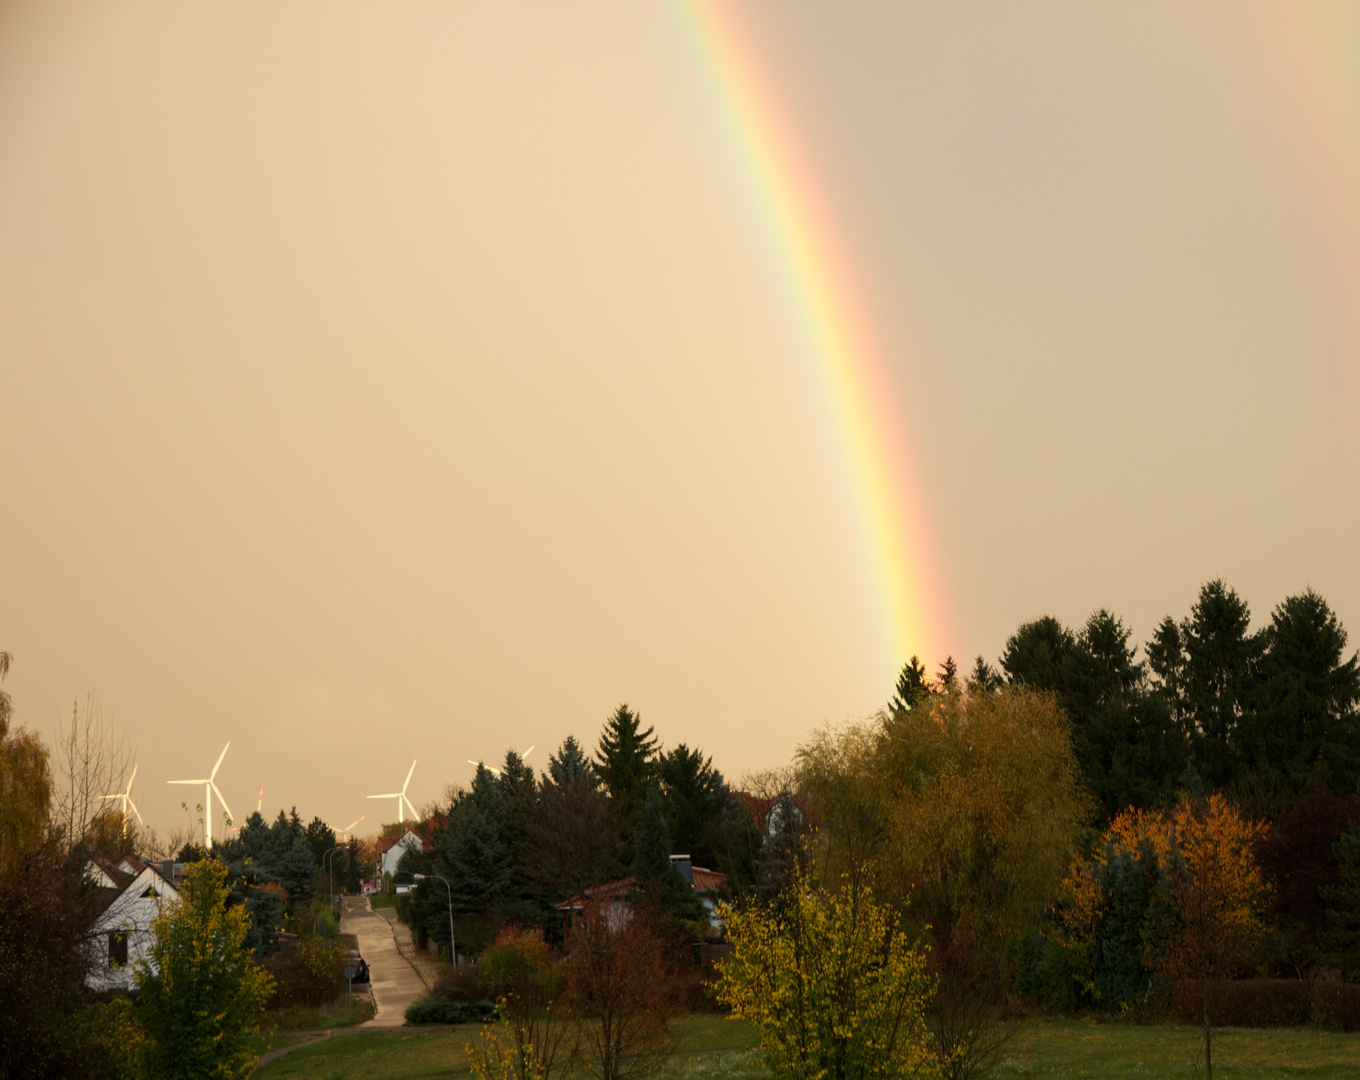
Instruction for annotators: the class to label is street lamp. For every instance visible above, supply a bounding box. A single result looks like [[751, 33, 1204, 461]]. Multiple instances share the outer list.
[[323, 845, 345, 912], [413, 872, 457, 967]]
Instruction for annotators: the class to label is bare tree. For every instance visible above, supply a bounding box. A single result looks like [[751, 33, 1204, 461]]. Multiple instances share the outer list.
[[51, 694, 134, 855]]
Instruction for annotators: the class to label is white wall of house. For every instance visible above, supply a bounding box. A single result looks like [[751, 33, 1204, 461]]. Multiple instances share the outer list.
[[86, 866, 180, 993], [379, 830, 424, 878]]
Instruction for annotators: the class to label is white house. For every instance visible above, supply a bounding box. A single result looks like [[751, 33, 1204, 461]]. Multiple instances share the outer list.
[[377, 828, 429, 879], [86, 863, 180, 992]]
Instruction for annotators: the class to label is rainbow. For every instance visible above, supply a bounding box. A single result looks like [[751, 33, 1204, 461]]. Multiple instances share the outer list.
[[1251, 2, 1360, 404], [673, 1, 949, 671]]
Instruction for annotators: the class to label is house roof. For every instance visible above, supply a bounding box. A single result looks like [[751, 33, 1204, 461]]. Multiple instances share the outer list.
[[554, 864, 726, 911], [555, 878, 639, 911], [376, 828, 430, 856]]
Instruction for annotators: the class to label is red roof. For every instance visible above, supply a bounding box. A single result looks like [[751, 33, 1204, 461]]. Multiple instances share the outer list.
[[691, 866, 727, 893]]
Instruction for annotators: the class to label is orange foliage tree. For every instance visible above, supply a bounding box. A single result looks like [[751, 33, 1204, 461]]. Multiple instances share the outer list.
[[1154, 793, 1269, 1080], [1060, 793, 1269, 1079]]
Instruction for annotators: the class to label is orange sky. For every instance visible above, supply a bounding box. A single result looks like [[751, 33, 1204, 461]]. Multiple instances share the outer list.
[[2, 2, 1356, 838]]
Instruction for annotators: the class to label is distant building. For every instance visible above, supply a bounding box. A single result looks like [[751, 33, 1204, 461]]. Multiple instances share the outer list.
[[555, 854, 728, 938], [85, 863, 181, 993], [377, 828, 429, 878]]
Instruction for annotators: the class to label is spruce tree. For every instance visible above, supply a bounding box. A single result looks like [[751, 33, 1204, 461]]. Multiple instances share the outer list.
[[890, 657, 931, 715], [1256, 590, 1360, 799], [595, 703, 658, 840], [658, 744, 726, 866]]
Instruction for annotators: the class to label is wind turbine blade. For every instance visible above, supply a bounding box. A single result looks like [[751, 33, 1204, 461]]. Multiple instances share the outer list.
[[210, 742, 230, 781], [402, 759, 417, 793], [488, 765, 502, 777], [403, 794, 419, 820], [256, 785, 264, 812], [211, 781, 233, 825], [168, 779, 208, 785], [368, 792, 399, 799], [523, 745, 535, 761], [129, 797, 145, 827], [127, 763, 138, 791], [100, 793, 120, 801]]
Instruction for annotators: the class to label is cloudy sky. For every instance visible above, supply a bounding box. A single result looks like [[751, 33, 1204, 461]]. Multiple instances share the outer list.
[[2, 2, 1356, 837]]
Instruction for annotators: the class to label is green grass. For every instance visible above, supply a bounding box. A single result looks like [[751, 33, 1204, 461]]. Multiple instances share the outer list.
[[254, 1027, 475, 1079], [252, 1013, 1360, 1080], [999, 1019, 1360, 1078], [259, 997, 376, 1033], [368, 892, 396, 910]]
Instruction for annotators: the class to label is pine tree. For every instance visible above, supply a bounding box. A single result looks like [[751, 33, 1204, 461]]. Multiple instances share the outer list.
[[1256, 590, 1360, 799], [630, 785, 705, 927], [658, 744, 726, 866], [547, 734, 596, 791], [1179, 580, 1266, 791], [890, 657, 931, 715], [595, 704, 659, 844]]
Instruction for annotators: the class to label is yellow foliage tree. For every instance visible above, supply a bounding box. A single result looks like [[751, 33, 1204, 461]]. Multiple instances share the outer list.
[[136, 859, 275, 1080], [715, 862, 938, 1080]]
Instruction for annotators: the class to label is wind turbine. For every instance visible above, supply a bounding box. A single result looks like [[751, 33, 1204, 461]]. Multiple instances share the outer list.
[[168, 742, 234, 848], [468, 745, 534, 778], [336, 813, 368, 839], [368, 760, 418, 823], [101, 764, 144, 838]]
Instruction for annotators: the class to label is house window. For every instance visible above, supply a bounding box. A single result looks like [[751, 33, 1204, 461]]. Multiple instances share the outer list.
[[108, 931, 128, 968]]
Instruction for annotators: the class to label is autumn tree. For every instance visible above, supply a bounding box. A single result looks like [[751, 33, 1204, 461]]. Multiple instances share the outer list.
[[0, 653, 52, 871], [468, 926, 574, 1080], [137, 859, 274, 1080], [1152, 794, 1270, 1080], [716, 862, 937, 1080], [800, 687, 1090, 1077], [564, 900, 678, 1080]]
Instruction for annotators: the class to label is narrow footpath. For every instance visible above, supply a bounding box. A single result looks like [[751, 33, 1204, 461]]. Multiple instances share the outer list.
[[339, 895, 427, 1028]]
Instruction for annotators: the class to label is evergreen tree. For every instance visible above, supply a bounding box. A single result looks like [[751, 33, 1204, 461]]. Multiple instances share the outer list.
[[1001, 616, 1076, 690], [1256, 590, 1360, 799], [1181, 580, 1265, 790], [658, 744, 726, 866], [547, 734, 596, 790], [497, 748, 541, 918], [890, 656, 931, 715], [1066, 611, 1184, 818], [432, 765, 512, 918], [630, 785, 705, 927], [967, 656, 1002, 692], [595, 703, 659, 851], [303, 816, 337, 864], [937, 655, 959, 690]]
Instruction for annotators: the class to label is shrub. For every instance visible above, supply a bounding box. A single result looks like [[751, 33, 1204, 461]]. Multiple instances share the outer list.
[[262, 937, 347, 1009], [406, 990, 497, 1025], [1314, 983, 1360, 1032], [1168, 980, 1312, 1028]]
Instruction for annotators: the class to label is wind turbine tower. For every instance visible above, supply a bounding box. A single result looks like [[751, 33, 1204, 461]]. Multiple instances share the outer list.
[[168, 742, 234, 849], [101, 764, 144, 838]]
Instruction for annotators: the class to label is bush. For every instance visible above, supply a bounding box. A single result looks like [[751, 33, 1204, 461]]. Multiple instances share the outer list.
[[405, 990, 497, 1025], [1314, 983, 1360, 1032], [262, 937, 348, 1009], [1169, 980, 1312, 1028]]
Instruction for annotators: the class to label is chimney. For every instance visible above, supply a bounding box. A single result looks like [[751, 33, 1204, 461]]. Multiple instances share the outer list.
[[670, 854, 693, 885]]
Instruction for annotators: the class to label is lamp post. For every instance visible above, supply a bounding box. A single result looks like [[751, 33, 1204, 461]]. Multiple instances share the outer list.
[[413, 872, 457, 967], [323, 845, 345, 914]]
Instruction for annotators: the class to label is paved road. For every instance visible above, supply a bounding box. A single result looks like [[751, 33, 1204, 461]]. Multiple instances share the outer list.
[[340, 895, 426, 1028]]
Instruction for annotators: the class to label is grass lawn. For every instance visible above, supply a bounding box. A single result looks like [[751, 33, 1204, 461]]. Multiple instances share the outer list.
[[1000, 1020, 1360, 1078], [253, 1013, 1360, 1080], [259, 996, 376, 1033]]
